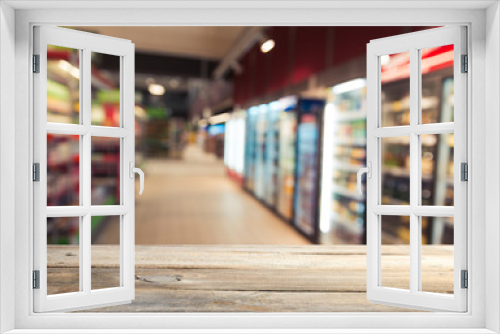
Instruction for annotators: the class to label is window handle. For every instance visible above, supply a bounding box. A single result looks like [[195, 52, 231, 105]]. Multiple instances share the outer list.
[[129, 161, 145, 195], [357, 162, 372, 195]]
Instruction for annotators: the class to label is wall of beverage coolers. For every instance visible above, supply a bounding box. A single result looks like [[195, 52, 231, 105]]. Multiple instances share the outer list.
[[224, 50, 455, 245]]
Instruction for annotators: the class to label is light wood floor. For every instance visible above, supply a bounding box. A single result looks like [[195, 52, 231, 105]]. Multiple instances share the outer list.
[[97, 145, 309, 245]]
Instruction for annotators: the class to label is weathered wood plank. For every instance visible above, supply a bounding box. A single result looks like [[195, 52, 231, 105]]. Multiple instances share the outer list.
[[48, 267, 453, 295], [46, 245, 453, 312], [48, 245, 453, 269], [77, 289, 416, 313]]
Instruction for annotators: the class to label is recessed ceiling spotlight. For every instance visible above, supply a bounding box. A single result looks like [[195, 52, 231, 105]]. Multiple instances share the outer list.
[[148, 83, 165, 96], [260, 38, 275, 53]]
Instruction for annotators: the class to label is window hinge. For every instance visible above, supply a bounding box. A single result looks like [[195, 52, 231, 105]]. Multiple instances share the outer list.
[[33, 163, 40, 182], [461, 270, 468, 289], [33, 54, 40, 73], [461, 162, 468, 181], [33, 270, 40, 289], [461, 54, 468, 73]]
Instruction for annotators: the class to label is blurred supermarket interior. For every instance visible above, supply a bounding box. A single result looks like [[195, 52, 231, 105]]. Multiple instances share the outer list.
[[47, 26, 455, 247]]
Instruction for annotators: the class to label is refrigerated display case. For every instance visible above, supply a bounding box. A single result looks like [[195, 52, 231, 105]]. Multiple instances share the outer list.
[[224, 110, 246, 184], [276, 97, 298, 221], [244, 106, 259, 192], [263, 101, 281, 207], [254, 104, 268, 200], [320, 79, 367, 244], [293, 98, 325, 240]]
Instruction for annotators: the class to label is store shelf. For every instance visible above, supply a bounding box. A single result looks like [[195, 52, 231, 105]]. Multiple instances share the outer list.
[[334, 137, 367, 146], [334, 111, 366, 122], [331, 217, 363, 234], [332, 161, 364, 172], [382, 166, 434, 181], [332, 186, 364, 201]]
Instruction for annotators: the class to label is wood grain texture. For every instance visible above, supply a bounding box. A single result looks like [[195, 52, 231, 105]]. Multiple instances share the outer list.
[[45, 245, 453, 312]]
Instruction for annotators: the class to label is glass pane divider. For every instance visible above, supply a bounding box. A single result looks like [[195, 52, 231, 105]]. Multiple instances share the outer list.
[[409, 47, 420, 295], [47, 123, 89, 135], [373, 126, 411, 138], [372, 206, 454, 217], [90, 205, 129, 216], [82, 214, 92, 293], [82, 48, 92, 295], [373, 123, 454, 138], [79, 216, 84, 292], [412, 123, 454, 135], [90, 126, 130, 138], [46, 206, 89, 217], [411, 206, 454, 217]]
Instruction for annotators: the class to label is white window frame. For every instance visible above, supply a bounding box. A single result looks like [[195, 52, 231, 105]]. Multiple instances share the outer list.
[[366, 26, 467, 312], [33, 26, 136, 313], [0, 1, 498, 333]]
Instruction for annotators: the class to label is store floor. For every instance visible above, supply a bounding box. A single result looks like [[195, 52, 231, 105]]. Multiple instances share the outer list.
[[97, 144, 310, 245]]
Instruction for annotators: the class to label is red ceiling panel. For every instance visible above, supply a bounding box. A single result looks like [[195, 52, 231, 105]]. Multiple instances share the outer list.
[[291, 26, 328, 84], [268, 26, 291, 94]]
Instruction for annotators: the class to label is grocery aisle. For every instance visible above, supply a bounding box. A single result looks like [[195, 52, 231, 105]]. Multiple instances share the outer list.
[[97, 145, 310, 245]]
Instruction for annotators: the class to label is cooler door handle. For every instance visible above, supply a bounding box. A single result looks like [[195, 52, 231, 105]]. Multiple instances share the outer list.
[[357, 162, 371, 195], [129, 161, 145, 195]]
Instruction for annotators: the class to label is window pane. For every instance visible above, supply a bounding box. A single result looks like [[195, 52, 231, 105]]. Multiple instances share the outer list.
[[381, 136, 410, 205], [380, 215, 410, 290], [421, 45, 454, 124], [91, 215, 121, 290], [47, 217, 80, 295], [91, 52, 121, 127], [47, 134, 80, 206], [91, 137, 121, 205], [47, 45, 80, 124], [380, 51, 410, 127], [421, 216, 454, 294], [421, 134, 454, 206]]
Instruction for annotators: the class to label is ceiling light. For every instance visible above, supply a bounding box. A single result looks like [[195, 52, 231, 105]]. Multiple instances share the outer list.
[[260, 39, 275, 53], [148, 83, 165, 96], [332, 78, 366, 95]]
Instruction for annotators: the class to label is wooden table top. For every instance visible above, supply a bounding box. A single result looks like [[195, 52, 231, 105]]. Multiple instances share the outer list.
[[46, 245, 454, 313]]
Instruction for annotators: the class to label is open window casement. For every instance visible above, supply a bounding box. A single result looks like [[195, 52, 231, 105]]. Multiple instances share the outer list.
[[363, 26, 467, 312], [33, 26, 140, 312]]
